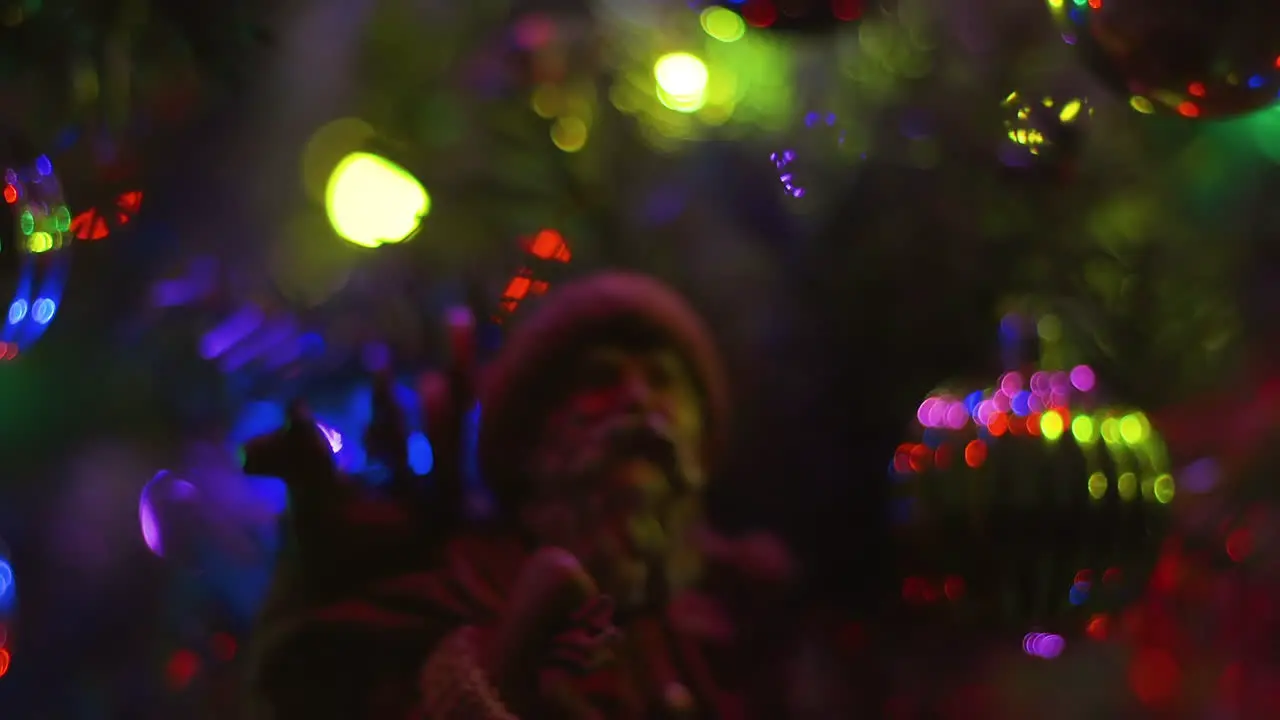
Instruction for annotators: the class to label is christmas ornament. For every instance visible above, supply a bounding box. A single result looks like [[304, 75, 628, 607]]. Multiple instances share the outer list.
[[1050, 0, 1280, 120], [1, 154, 72, 359], [998, 91, 1092, 174], [710, 0, 866, 34], [889, 358, 1174, 648]]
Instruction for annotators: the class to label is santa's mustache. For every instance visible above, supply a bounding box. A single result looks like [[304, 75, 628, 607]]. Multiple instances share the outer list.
[[573, 412, 686, 489]]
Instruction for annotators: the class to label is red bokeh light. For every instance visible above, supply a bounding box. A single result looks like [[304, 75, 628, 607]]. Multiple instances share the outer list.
[[963, 439, 987, 468], [211, 632, 238, 662], [165, 649, 200, 690], [1226, 527, 1253, 563], [742, 0, 777, 27]]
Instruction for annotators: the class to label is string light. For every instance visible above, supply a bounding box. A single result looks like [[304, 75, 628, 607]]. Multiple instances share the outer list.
[[2, 157, 72, 359]]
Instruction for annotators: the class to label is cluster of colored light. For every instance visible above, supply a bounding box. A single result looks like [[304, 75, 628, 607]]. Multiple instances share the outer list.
[[1048, 0, 1280, 121], [900, 364, 1176, 505], [917, 366, 1095, 436], [513, 16, 593, 154], [893, 438, 988, 473], [1067, 567, 1122, 606], [1, 155, 73, 359], [531, 84, 592, 154], [1023, 631, 1065, 659], [7, 299, 57, 329], [1001, 92, 1092, 157], [3, 160, 72, 254], [3, 284, 61, 364], [901, 575, 967, 604], [769, 112, 846, 199], [495, 229, 571, 323]]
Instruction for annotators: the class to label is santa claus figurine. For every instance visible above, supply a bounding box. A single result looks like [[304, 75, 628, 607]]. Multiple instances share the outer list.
[[244, 272, 796, 718]]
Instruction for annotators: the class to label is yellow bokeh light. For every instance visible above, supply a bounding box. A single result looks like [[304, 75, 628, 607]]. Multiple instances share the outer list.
[[1040, 410, 1064, 440], [1099, 416, 1120, 444], [1130, 96, 1155, 114], [324, 152, 429, 249], [1059, 99, 1084, 124], [1087, 471, 1108, 500], [551, 117, 589, 152], [654, 53, 709, 114], [27, 231, 53, 253], [1071, 415, 1095, 445], [1117, 472, 1138, 501], [1119, 413, 1150, 444], [700, 7, 745, 43]]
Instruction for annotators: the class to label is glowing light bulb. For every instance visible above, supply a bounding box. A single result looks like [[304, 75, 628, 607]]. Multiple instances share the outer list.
[[325, 153, 429, 248], [654, 53, 709, 113]]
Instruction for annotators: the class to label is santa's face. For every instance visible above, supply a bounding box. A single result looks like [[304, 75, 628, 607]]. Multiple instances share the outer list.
[[524, 343, 706, 607]]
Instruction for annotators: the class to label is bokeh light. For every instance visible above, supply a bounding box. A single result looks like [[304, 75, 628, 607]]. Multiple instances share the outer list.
[[1, 537, 18, 681], [892, 360, 1174, 640], [324, 152, 430, 248], [1023, 631, 1066, 659], [232, 382, 435, 487], [1000, 92, 1093, 167], [700, 7, 746, 43], [0, 559, 12, 609], [654, 52, 709, 113], [138, 471, 200, 559], [3, 158, 72, 358]]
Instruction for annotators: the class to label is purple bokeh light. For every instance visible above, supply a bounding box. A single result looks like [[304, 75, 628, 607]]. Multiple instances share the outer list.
[[1069, 364, 1095, 393], [139, 471, 199, 557], [1023, 631, 1065, 659]]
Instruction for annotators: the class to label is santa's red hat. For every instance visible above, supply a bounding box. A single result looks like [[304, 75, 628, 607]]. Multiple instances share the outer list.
[[478, 272, 729, 508]]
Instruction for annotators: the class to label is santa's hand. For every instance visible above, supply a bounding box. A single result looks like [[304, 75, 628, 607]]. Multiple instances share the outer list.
[[486, 548, 608, 678], [420, 548, 617, 720], [480, 548, 619, 712]]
